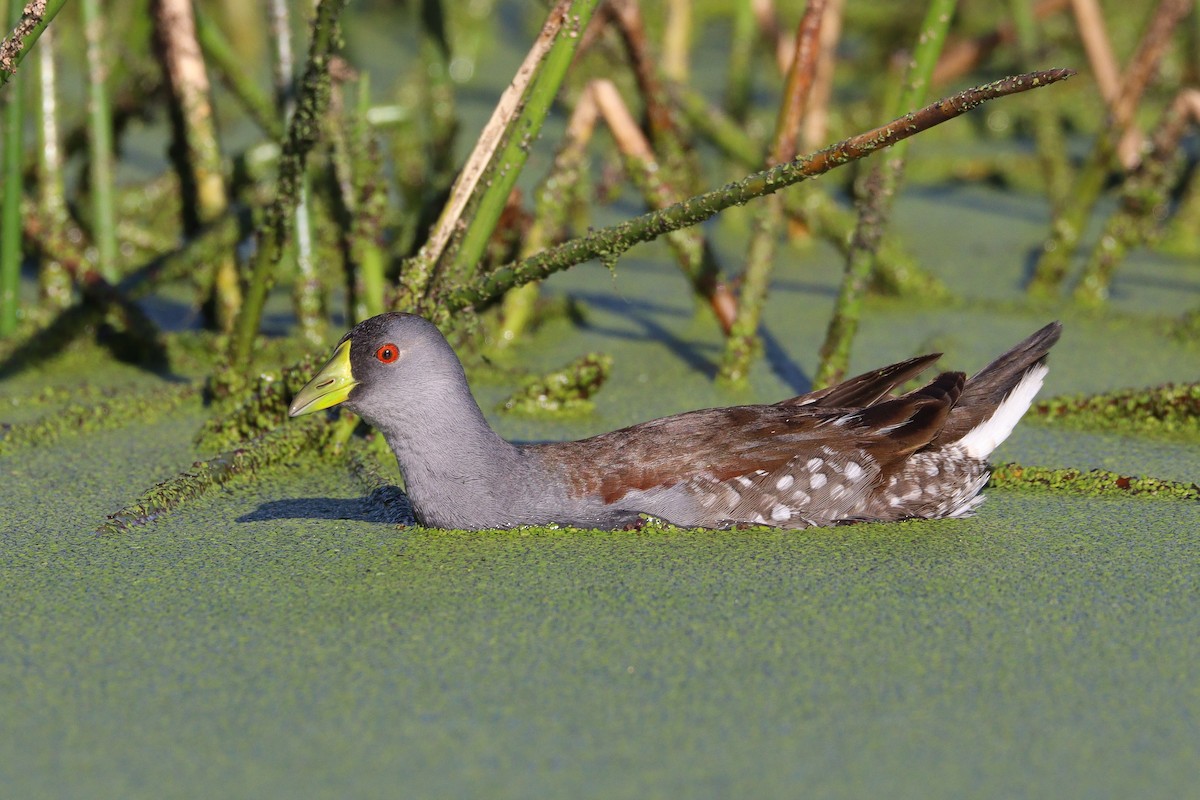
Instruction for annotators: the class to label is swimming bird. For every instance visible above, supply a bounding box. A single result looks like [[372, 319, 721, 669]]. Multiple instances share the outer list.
[[289, 313, 1061, 530]]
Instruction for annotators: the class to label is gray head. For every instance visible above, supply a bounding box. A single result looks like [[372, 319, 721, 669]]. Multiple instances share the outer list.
[[288, 312, 473, 434]]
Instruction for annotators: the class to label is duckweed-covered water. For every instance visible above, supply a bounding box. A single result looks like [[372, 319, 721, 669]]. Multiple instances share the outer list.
[[4, 203, 1199, 796]]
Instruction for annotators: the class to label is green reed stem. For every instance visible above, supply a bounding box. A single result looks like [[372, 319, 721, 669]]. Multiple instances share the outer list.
[[0, 0, 67, 88], [724, 1, 756, 121], [350, 74, 386, 321], [81, 0, 118, 282], [34, 23, 70, 311], [720, 0, 826, 384], [194, 5, 283, 140], [228, 0, 347, 368], [1008, 0, 1070, 215], [814, 0, 957, 389], [443, 0, 598, 286], [268, 0, 324, 348], [1, 0, 24, 334]]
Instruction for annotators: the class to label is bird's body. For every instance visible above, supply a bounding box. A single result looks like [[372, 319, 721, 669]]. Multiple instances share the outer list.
[[290, 313, 1062, 530]]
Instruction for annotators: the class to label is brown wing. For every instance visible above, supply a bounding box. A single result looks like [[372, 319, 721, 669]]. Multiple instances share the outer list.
[[540, 370, 965, 505], [778, 353, 941, 410], [537, 405, 847, 504]]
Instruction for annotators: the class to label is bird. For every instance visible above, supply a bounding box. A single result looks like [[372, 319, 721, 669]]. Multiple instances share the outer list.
[[289, 313, 1062, 530]]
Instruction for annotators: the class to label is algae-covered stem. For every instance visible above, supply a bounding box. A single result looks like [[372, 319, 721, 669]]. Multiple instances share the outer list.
[[1073, 92, 1192, 307], [399, 0, 589, 310], [269, 0, 325, 348], [813, 0, 957, 390], [1027, 0, 1192, 298], [228, 0, 348, 370], [444, 69, 1074, 314], [0, 0, 65, 88], [437, 0, 599, 297], [720, 0, 827, 384], [99, 413, 334, 535], [0, 0, 24, 334], [337, 73, 388, 323], [673, 81, 925, 292]]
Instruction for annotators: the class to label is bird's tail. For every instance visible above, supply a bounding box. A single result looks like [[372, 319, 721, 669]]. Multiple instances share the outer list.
[[932, 322, 1063, 457]]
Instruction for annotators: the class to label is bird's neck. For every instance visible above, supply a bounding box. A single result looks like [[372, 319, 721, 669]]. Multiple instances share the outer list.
[[368, 374, 523, 503]]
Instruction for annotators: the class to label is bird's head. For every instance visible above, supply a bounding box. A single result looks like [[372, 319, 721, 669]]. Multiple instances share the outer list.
[[288, 312, 460, 424]]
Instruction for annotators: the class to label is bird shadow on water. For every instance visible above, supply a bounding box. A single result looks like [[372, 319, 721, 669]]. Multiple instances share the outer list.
[[238, 487, 413, 525]]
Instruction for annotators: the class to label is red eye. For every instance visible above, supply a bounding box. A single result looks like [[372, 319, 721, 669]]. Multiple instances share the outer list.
[[375, 343, 400, 363]]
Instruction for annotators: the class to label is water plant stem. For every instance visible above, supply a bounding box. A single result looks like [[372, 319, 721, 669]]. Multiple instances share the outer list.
[[1009, 0, 1071, 215], [1073, 94, 1191, 306], [444, 69, 1074, 313], [932, 0, 1069, 85], [396, 0, 571, 310], [81, 0, 119, 282], [442, 0, 598, 289], [0, 0, 24, 335], [99, 412, 333, 534], [269, 0, 325, 348], [720, 0, 827, 384], [353, 75, 386, 321], [661, 0, 690, 82], [591, 79, 735, 333], [608, 0, 695, 189], [153, 0, 241, 332], [815, 0, 957, 389], [194, 5, 284, 140], [1028, 0, 1191, 298], [0, 0, 67, 87], [674, 81, 929, 292], [497, 88, 600, 349], [34, 23, 70, 311], [724, 1, 756, 120], [228, 0, 347, 369]]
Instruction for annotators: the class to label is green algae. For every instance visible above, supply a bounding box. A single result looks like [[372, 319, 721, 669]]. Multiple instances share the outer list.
[[1033, 381, 1200, 440], [990, 462, 1200, 501], [4, 472, 1199, 798], [0, 381, 198, 456], [196, 352, 325, 453], [99, 413, 333, 534], [498, 351, 613, 416]]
